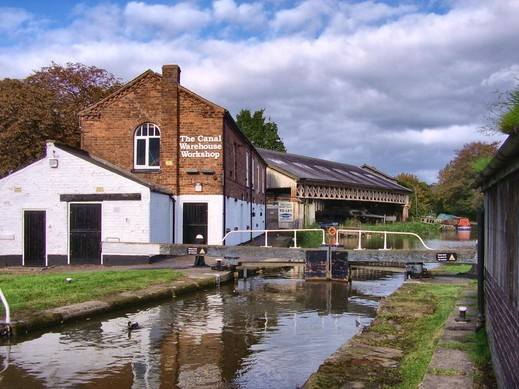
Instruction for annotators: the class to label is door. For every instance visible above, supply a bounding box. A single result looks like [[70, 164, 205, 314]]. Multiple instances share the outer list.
[[70, 203, 102, 264], [183, 203, 208, 244], [24, 210, 46, 266]]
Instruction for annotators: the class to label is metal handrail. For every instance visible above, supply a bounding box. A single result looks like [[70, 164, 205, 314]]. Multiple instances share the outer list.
[[335, 229, 434, 250], [221, 228, 326, 248], [0, 288, 10, 325]]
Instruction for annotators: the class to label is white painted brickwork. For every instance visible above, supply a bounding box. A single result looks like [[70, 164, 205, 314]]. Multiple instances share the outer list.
[[225, 197, 266, 245], [0, 142, 169, 260]]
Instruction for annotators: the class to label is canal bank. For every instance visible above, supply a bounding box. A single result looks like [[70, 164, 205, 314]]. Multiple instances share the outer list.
[[1, 266, 232, 336], [303, 277, 484, 388]]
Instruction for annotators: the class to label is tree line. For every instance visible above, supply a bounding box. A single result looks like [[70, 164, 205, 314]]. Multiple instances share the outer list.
[[1, 62, 517, 220]]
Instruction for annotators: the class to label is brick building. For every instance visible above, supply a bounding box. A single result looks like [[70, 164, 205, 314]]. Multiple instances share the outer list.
[[0, 65, 266, 267], [475, 132, 519, 388], [79, 64, 266, 245]]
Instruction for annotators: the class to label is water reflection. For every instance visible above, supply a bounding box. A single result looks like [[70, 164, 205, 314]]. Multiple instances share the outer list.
[[339, 229, 477, 250], [0, 271, 404, 389]]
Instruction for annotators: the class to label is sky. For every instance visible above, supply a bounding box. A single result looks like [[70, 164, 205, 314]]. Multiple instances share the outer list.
[[0, 0, 517, 183]]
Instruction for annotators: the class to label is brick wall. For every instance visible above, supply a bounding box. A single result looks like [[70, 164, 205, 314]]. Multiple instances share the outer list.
[[80, 65, 265, 201], [485, 270, 519, 388], [178, 87, 225, 195], [224, 120, 266, 204], [80, 70, 178, 191]]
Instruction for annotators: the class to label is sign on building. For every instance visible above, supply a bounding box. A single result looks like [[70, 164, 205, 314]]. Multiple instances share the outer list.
[[278, 201, 294, 223]]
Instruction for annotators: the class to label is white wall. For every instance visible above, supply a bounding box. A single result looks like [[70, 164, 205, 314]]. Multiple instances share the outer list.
[[0, 143, 152, 262], [224, 197, 266, 245], [150, 192, 174, 243], [175, 194, 224, 245]]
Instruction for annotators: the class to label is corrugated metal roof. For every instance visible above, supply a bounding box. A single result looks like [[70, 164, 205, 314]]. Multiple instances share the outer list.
[[258, 148, 411, 193]]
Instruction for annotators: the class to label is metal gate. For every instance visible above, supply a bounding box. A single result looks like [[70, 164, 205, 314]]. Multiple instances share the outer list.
[[183, 203, 208, 244], [24, 210, 46, 266], [69, 203, 102, 264]]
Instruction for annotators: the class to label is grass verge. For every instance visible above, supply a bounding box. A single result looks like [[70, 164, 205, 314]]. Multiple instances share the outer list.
[[305, 282, 462, 388], [432, 263, 473, 274], [0, 269, 183, 315]]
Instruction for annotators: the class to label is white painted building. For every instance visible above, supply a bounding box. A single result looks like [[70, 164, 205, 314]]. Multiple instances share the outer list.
[[0, 141, 174, 266]]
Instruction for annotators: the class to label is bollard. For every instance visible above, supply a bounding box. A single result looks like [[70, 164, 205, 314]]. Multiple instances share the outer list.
[[193, 234, 207, 267]]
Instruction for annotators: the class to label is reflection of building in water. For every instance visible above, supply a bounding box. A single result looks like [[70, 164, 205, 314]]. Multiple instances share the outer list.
[[0, 277, 386, 388]]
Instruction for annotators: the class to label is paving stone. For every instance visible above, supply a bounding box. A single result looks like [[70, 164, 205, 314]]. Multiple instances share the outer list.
[[421, 374, 473, 389], [429, 348, 473, 371]]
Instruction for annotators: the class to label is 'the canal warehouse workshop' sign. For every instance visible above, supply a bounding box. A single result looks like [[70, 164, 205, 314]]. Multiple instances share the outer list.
[[179, 135, 222, 159]]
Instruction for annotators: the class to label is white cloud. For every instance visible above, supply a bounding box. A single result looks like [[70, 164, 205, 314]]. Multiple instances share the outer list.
[[213, 0, 265, 27], [0, 0, 517, 182], [124, 2, 211, 34], [0, 7, 40, 36], [481, 64, 519, 88]]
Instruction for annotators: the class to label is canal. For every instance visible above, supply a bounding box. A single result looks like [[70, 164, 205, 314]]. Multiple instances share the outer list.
[[0, 269, 404, 388]]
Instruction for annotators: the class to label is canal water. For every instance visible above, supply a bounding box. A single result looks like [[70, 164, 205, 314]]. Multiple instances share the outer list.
[[0, 270, 404, 389]]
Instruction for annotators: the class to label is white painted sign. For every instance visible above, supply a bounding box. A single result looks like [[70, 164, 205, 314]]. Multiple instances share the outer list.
[[278, 201, 294, 223], [179, 135, 222, 159]]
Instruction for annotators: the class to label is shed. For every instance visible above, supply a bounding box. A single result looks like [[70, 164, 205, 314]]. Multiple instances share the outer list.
[[0, 141, 174, 266]]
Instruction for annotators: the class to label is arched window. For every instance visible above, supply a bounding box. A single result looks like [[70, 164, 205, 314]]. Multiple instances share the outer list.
[[134, 123, 160, 169]]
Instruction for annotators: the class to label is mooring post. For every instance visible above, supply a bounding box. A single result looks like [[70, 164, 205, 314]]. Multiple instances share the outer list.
[[264, 231, 268, 247]]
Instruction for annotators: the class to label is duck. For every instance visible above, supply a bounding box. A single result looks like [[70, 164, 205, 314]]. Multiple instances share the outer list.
[[127, 321, 139, 330]]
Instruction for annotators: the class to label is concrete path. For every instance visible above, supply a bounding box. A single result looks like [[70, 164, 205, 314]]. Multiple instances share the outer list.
[[420, 285, 478, 389]]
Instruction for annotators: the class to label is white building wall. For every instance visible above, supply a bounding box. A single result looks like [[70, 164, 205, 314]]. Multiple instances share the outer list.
[[224, 198, 265, 245], [0, 143, 151, 260], [150, 192, 174, 243], [175, 195, 224, 245]]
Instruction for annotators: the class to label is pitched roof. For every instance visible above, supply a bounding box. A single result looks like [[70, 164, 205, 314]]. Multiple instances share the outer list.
[[54, 143, 173, 195], [474, 132, 519, 190], [79, 69, 161, 117], [258, 148, 411, 193]]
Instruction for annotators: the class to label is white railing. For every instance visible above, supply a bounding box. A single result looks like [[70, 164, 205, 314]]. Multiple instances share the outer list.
[[336, 229, 434, 250], [221, 229, 326, 248], [0, 289, 10, 326]]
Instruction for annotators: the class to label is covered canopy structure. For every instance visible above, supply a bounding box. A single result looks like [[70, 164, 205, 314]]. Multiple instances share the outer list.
[[258, 148, 412, 229]]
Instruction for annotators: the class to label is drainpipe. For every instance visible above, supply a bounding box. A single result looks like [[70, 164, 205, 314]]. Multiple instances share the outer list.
[[222, 118, 227, 246], [477, 208, 485, 321]]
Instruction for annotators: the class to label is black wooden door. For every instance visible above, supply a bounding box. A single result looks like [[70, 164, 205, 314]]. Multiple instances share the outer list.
[[24, 211, 46, 266], [183, 203, 208, 244], [70, 203, 102, 264]]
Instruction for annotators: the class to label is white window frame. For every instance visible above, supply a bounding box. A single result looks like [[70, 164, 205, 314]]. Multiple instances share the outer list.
[[134, 123, 161, 169]]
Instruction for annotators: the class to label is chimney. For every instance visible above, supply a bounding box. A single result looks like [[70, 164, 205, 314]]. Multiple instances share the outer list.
[[162, 64, 181, 84]]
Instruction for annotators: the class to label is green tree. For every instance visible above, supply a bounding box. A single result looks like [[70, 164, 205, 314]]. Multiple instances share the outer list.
[[498, 87, 519, 134], [236, 109, 286, 152], [436, 142, 498, 219], [395, 173, 435, 218], [0, 62, 121, 177]]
